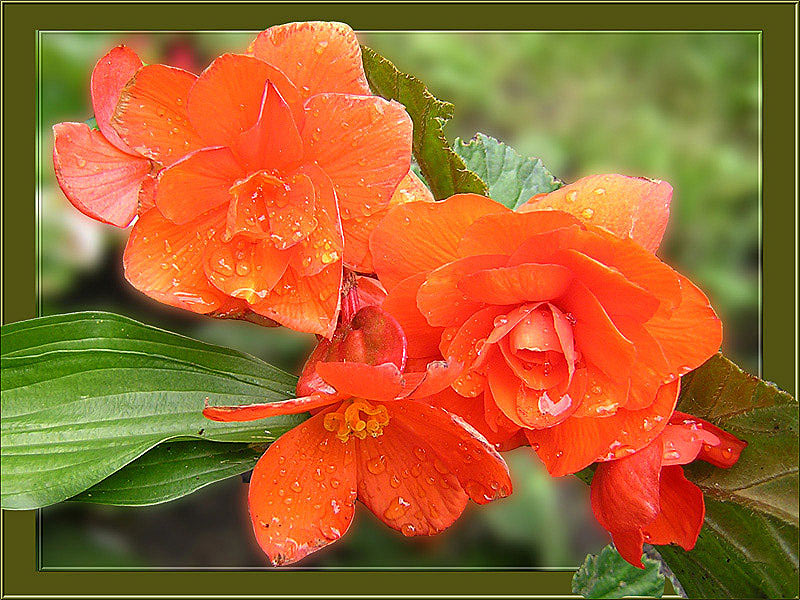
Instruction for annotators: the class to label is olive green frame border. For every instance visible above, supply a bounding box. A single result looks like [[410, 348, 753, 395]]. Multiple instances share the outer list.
[[2, 1, 796, 597]]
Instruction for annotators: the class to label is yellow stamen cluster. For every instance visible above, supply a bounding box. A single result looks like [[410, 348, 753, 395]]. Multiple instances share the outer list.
[[324, 399, 390, 442]]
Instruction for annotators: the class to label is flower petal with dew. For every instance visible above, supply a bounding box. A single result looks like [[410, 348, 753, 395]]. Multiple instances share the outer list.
[[55, 22, 414, 337], [590, 411, 746, 567], [370, 176, 723, 477], [204, 302, 510, 565]]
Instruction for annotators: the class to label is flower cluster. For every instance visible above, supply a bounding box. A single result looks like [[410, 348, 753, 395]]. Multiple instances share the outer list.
[[54, 21, 746, 567]]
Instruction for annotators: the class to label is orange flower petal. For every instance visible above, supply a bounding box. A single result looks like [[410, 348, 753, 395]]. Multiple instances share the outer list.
[[388, 401, 512, 505], [342, 171, 433, 273], [188, 53, 302, 148], [458, 209, 582, 257], [315, 362, 404, 401], [559, 281, 636, 383], [643, 466, 704, 550], [203, 235, 291, 305], [570, 366, 629, 418], [457, 263, 573, 306], [53, 122, 150, 227], [112, 64, 205, 166], [203, 393, 338, 421], [553, 248, 660, 322], [250, 263, 342, 337], [382, 273, 445, 359], [288, 164, 344, 276], [155, 147, 245, 224], [590, 437, 662, 567], [401, 360, 462, 400], [591, 436, 662, 531], [249, 21, 371, 102], [90, 45, 143, 153], [233, 80, 303, 173], [248, 412, 357, 566], [356, 414, 468, 536], [644, 273, 723, 376], [445, 306, 506, 392], [487, 357, 578, 429], [520, 174, 672, 253], [526, 379, 679, 477], [123, 207, 234, 313], [417, 255, 508, 327], [371, 194, 507, 290], [137, 173, 157, 214], [669, 412, 747, 468], [572, 227, 682, 310], [614, 315, 672, 410], [302, 94, 412, 222]]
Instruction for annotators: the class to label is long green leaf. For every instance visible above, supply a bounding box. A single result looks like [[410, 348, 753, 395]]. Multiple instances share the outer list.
[[361, 45, 487, 200], [72, 440, 262, 506], [658, 354, 799, 598], [453, 133, 562, 209], [1, 312, 302, 510]]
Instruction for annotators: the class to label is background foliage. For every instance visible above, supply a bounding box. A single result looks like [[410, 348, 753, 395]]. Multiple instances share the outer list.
[[37, 30, 759, 570]]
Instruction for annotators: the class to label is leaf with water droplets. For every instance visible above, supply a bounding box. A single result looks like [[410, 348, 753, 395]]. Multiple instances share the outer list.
[[453, 133, 563, 210], [1, 311, 303, 510], [572, 544, 665, 599], [360, 46, 487, 200]]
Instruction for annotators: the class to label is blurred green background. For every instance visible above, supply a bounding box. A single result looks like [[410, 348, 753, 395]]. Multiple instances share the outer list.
[[37, 30, 759, 569]]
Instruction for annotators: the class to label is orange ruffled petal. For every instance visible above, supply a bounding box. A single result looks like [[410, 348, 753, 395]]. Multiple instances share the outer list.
[[371, 194, 507, 290], [248, 411, 357, 565], [302, 93, 412, 223], [520, 174, 672, 253], [526, 379, 679, 477], [113, 64, 205, 166], [123, 207, 241, 313], [53, 122, 150, 227], [90, 45, 143, 153], [249, 21, 371, 102], [155, 147, 246, 224]]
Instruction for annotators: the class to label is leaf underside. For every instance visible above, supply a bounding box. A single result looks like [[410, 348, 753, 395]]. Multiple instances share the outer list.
[[453, 132, 563, 209], [573, 544, 665, 599]]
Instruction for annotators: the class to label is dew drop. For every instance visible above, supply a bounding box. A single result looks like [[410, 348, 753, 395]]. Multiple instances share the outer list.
[[383, 496, 411, 520]]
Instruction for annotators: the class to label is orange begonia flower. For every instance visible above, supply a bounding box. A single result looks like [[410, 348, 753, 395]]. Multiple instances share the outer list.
[[53, 22, 415, 337], [370, 175, 723, 477], [591, 411, 746, 567], [204, 300, 511, 565], [53, 46, 154, 227]]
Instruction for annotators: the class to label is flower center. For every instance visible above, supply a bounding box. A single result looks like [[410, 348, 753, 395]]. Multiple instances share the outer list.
[[323, 399, 390, 442]]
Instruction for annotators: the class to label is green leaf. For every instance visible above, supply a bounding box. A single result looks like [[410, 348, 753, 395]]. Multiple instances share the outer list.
[[361, 45, 487, 200], [84, 116, 98, 129], [1, 311, 303, 510], [657, 353, 799, 598], [453, 133, 563, 209], [573, 545, 665, 598], [72, 440, 262, 506]]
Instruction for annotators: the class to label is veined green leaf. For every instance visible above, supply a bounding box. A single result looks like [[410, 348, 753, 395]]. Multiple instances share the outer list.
[[453, 133, 562, 209], [361, 45, 487, 200], [72, 440, 263, 506], [573, 544, 665, 599], [658, 354, 799, 598], [1, 312, 303, 510]]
